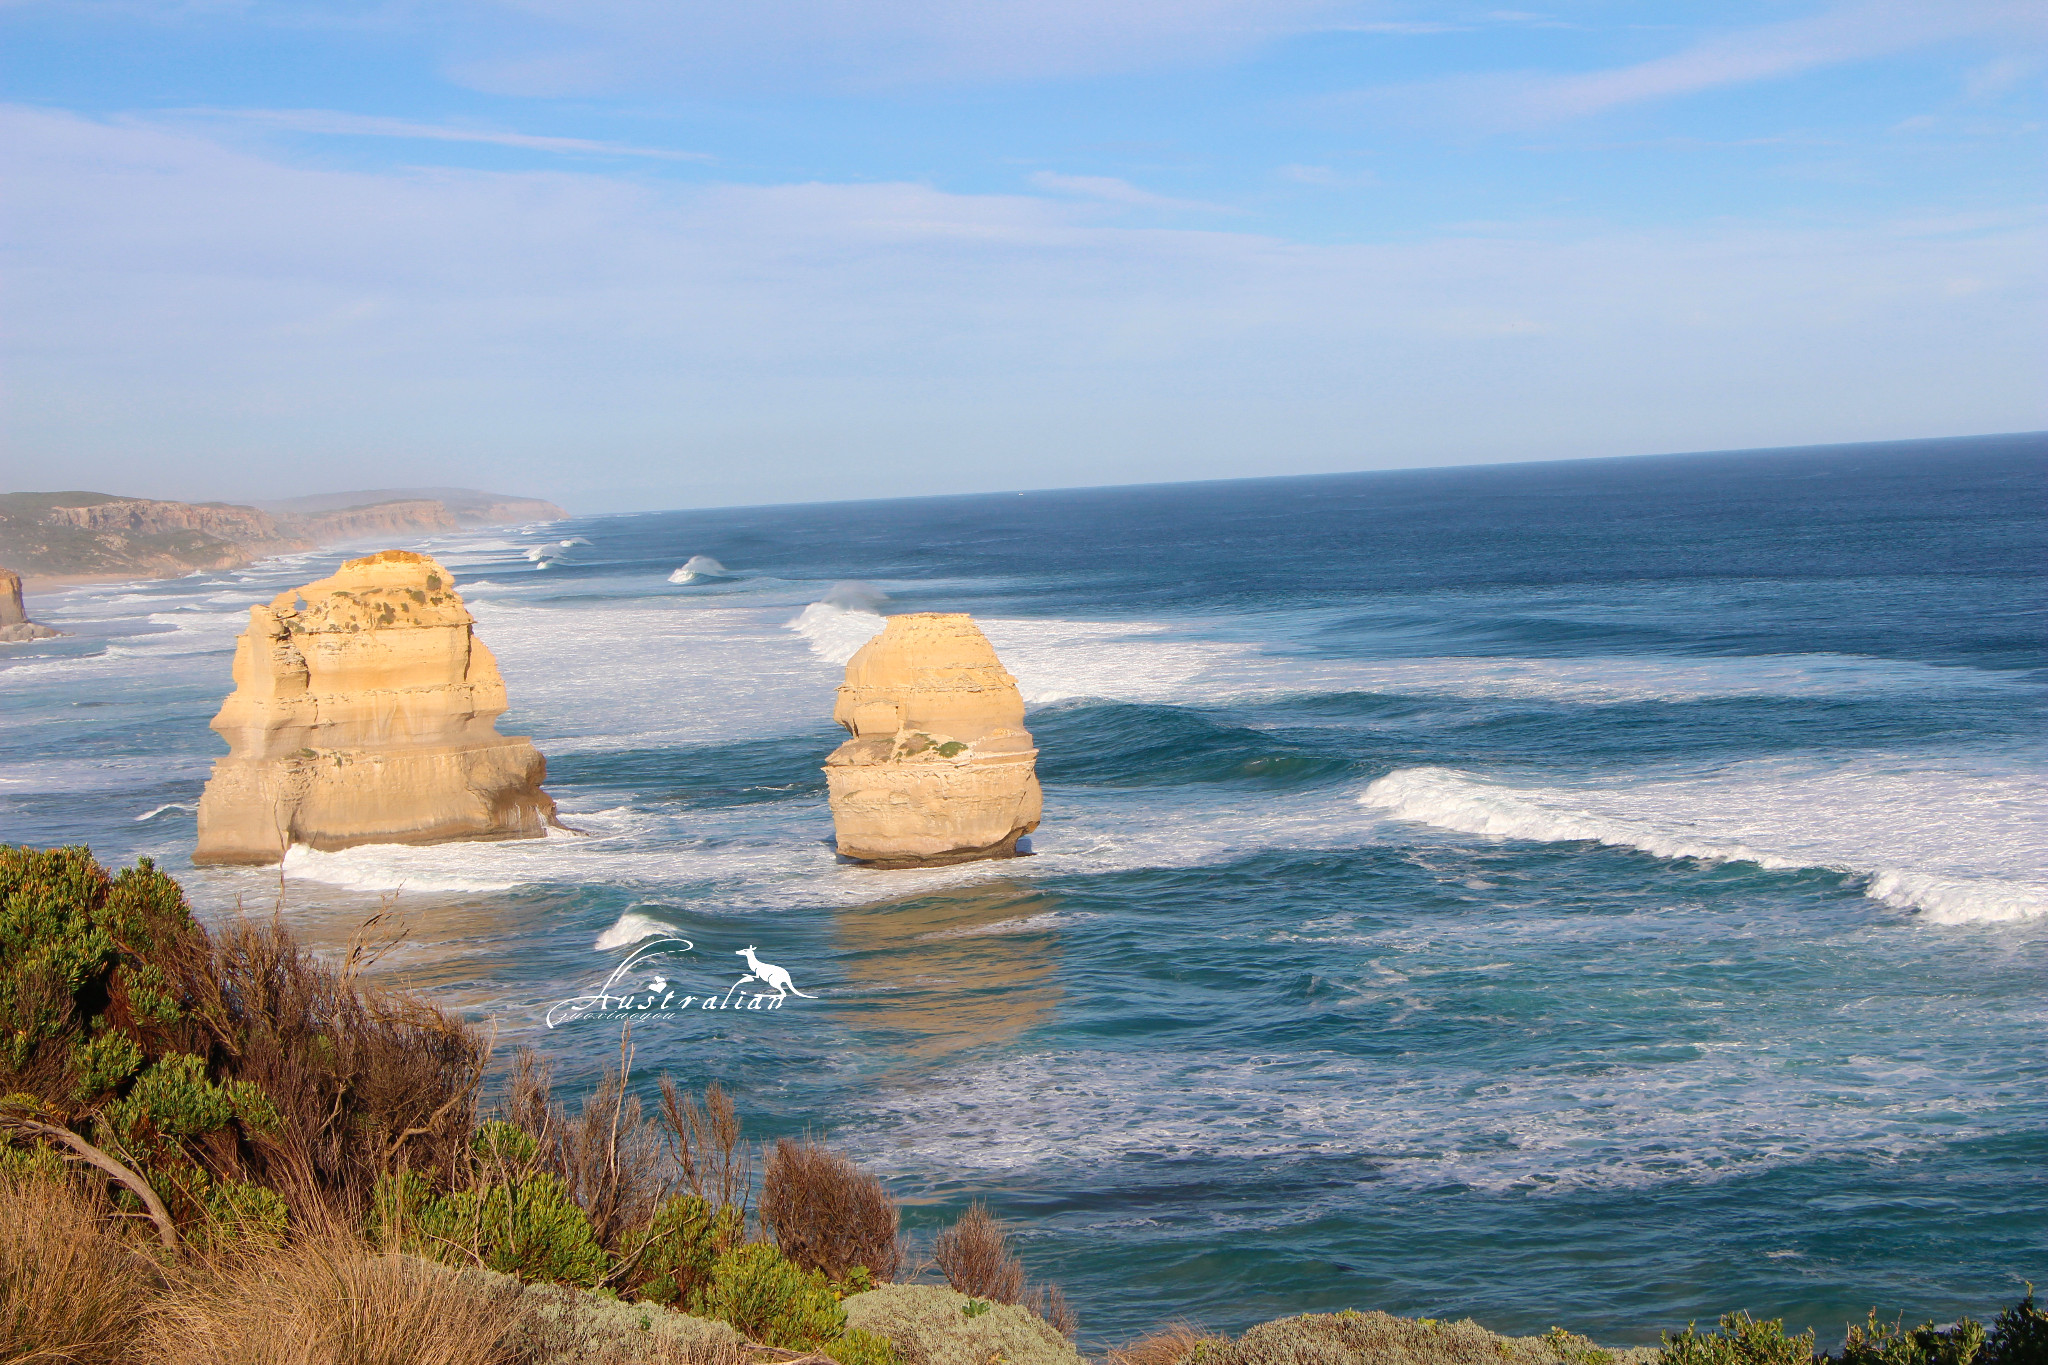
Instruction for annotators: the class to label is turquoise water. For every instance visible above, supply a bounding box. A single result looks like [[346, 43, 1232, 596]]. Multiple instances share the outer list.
[[2, 434, 2044, 1343]]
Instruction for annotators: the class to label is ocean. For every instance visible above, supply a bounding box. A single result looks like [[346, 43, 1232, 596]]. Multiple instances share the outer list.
[[2, 432, 2043, 1344]]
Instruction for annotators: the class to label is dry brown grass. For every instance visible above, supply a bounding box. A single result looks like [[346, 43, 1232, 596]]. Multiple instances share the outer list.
[[0, 1169, 157, 1365], [759, 1137, 901, 1283], [141, 1232, 522, 1365], [931, 1201, 1023, 1305], [1108, 1322, 1228, 1365]]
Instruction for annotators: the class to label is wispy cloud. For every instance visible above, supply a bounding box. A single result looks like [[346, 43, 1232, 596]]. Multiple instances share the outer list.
[[6, 104, 2041, 507], [1278, 162, 1379, 187], [1028, 170, 1235, 212], [182, 108, 712, 161], [1344, 0, 2048, 127]]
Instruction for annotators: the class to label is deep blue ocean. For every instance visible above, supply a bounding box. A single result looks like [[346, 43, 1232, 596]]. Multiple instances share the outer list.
[[3, 433, 2044, 1345]]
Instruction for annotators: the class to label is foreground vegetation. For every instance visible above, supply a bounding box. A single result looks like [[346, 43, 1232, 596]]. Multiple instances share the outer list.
[[1, 846, 2040, 1365]]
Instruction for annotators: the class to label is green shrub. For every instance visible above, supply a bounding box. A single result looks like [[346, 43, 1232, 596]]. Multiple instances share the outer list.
[[1986, 1289, 2048, 1365], [1663, 1313, 1818, 1365], [628, 1194, 746, 1307], [0, 847, 199, 1110], [372, 1167, 612, 1287], [827, 1326, 903, 1365], [843, 1283, 1084, 1365], [1840, 1313, 1985, 1365], [688, 1242, 846, 1348]]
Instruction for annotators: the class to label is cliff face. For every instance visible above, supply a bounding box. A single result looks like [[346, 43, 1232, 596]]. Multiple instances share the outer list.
[[0, 567, 62, 643], [824, 613, 1042, 867], [40, 498, 300, 548], [0, 489, 564, 580], [291, 500, 460, 542], [194, 550, 559, 865]]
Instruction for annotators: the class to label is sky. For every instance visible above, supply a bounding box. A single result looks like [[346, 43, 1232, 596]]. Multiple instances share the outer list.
[[0, 1, 2043, 512]]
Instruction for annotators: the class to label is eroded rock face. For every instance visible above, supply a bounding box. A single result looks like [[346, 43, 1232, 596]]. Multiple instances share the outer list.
[[824, 613, 1041, 867], [194, 550, 558, 865], [0, 567, 60, 643]]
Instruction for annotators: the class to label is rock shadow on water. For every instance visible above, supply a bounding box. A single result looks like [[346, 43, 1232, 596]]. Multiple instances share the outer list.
[[833, 878, 1064, 1066]]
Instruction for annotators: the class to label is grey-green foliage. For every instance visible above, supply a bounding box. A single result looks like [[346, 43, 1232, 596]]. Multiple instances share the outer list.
[[433, 1261, 745, 1365], [1663, 1313, 1818, 1365], [844, 1283, 1083, 1365], [1211, 1311, 1660, 1365]]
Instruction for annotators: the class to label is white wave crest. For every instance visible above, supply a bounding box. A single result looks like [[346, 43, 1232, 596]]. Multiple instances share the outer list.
[[595, 911, 682, 950], [135, 802, 199, 822], [669, 555, 729, 583], [1360, 763, 2048, 924], [787, 600, 886, 665]]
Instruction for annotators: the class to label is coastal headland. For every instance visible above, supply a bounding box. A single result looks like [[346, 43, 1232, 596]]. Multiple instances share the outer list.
[[0, 485, 565, 585]]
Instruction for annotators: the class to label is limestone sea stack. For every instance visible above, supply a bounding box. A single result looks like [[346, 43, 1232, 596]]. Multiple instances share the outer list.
[[193, 550, 559, 866], [824, 613, 1042, 867], [0, 568, 60, 643]]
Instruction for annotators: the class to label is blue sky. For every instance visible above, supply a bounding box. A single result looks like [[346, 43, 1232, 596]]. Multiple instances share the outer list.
[[1, 1, 2042, 511]]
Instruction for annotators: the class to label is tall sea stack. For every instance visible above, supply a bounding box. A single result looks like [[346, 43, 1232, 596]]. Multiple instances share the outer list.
[[0, 568, 60, 643], [824, 613, 1042, 867], [194, 550, 558, 865]]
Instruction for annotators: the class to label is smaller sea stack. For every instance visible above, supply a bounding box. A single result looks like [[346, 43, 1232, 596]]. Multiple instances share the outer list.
[[824, 612, 1042, 868], [0, 567, 60, 643], [194, 550, 558, 865]]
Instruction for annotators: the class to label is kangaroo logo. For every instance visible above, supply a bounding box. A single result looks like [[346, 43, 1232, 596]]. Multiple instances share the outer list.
[[734, 946, 815, 1001]]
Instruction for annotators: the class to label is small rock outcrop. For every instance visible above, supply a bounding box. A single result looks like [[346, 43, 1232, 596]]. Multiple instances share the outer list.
[[194, 550, 559, 865], [824, 613, 1041, 867], [0, 567, 60, 643]]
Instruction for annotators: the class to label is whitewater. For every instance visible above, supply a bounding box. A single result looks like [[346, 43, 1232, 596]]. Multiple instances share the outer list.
[[0, 433, 2041, 1341]]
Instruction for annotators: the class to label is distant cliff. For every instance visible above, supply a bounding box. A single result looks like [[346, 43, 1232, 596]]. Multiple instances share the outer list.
[[0, 487, 566, 579]]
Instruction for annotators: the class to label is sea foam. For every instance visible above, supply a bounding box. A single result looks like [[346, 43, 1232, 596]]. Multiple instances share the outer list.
[[1361, 761, 2048, 924]]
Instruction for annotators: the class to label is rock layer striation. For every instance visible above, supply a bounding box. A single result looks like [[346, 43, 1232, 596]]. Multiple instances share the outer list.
[[194, 550, 558, 865], [824, 613, 1041, 867], [0, 567, 60, 643]]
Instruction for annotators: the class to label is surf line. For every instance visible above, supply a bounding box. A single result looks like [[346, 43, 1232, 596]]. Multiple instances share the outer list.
[[545, 936, 799, 1027]]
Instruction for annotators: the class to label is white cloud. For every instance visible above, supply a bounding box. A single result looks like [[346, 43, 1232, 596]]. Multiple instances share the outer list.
[[447, 0, 1352, 93], [1027, 171, 1234, 213], [1278, 162, 1379, 187], [1347, 0, 2048, 127], [1, 105, 2042, 508], [178, 108, 712, 160]]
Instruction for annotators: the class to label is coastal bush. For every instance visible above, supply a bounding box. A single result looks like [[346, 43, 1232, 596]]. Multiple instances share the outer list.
[[1663, 1313, 1819, 1365], [1839, 1313, 1985, 1365], [372, 1162, 612, 1287], [931, 1199, 1025, 1303], [761, 1136, 902, 1282], [491, 1268, 747, 1365], [0, 845, 487, 1235], [1985, 1289, 2048, 1365], [0, 1168, 154, 1365], [1213, 1310, 1659, 1365], [504, 1045, 664, 1252], [623, 1193, 746, 1306], [686, 1241, 847, 1348], [842, 1283, 1086, 1365], [929, 1199, 1077, 1337]]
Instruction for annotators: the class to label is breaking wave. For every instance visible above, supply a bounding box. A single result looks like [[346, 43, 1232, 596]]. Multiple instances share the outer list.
[[786, 584, 889, 664], [669, 555, 732, 583], [595, 910, 683, 950], [1361, 763, 2048, 924]]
